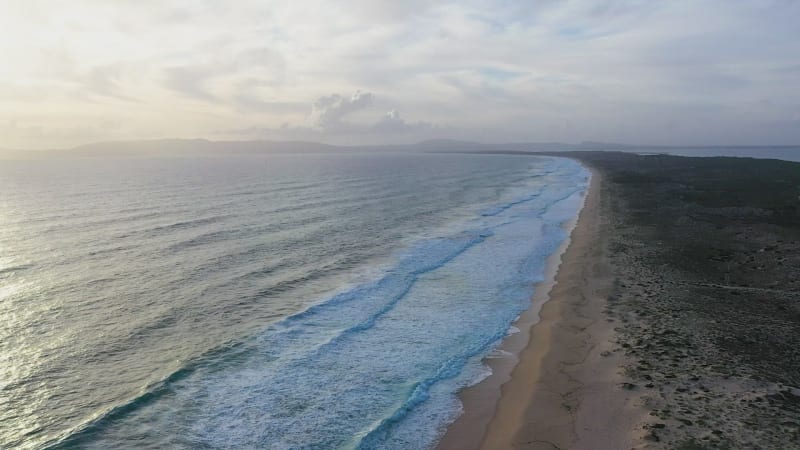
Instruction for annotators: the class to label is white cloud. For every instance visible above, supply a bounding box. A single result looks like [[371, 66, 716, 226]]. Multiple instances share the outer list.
[[309, 91, 374, 130], [372, 110, 432, 133], [222, 92, 435, 143]]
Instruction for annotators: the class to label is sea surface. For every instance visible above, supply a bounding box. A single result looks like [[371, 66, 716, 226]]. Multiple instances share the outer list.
[[0, 152, 588, 449]]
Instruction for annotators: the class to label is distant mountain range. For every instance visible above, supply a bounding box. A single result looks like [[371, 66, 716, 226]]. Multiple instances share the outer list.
[[2, 138, 799, 160]]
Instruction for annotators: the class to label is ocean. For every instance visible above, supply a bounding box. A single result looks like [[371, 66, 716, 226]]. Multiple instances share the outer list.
[[0, 152, 588, 449]]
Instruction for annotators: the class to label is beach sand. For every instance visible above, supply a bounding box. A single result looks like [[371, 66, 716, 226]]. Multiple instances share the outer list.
[[438, 167, 645, 450]]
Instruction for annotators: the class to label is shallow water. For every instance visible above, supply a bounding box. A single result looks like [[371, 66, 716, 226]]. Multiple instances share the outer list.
[[0, 152, 588, 449]]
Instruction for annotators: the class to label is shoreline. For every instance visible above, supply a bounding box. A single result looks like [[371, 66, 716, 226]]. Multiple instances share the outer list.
[[438, 165, 644, 449], [441, 152, 800, 449], [436, 167, 588, 450]]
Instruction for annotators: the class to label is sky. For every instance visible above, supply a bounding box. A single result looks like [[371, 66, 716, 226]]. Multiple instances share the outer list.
[[1, 0, 799, 149]]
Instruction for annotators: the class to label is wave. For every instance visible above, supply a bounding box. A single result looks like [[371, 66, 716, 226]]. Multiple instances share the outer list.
[[143, 214, 233, 236], [46, 342, 246, 449], [163, 188, 429, 254], [354, 323, 511, 449], [0, 263, 33, 276], [46, 229, 492, 449], [302, 231, 492, 358], [481, 185, 547, 216]]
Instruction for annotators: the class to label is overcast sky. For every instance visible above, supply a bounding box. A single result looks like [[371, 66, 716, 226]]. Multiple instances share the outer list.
[[2, 0, 799, 149]]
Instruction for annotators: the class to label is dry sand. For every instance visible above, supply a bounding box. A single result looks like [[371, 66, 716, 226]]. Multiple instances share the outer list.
[[438, 168, 646, 450]]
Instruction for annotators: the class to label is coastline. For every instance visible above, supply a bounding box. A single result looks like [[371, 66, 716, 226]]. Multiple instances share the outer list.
[[440, 151, 800, 449], [438, 165, 644, 449]]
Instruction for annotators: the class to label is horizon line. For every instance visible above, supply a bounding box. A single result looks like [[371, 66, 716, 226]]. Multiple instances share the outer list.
[[4, 137, 800, 153]]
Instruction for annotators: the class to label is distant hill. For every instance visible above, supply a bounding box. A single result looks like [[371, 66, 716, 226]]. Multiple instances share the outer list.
[[2, 138, 799, 162], [415, 139, 645, 152]]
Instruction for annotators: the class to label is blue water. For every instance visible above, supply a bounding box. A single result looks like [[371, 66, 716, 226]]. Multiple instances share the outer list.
[[0, 152, 588, 449]]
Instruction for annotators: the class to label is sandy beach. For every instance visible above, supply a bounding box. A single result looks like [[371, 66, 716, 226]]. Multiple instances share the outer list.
[[439, 165, 645, 450]]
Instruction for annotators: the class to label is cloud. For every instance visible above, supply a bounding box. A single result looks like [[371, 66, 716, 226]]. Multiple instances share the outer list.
[[372, 109, 432, 133], [86, 65, 123, 97], [220, 92, 435, 142], [80, 64, 141, 101], [309, 91, 375, 130], [163, 65, 221, 101], [162, 47, 286, 102], [306, 92, 434, 134], [0, 119, 124, 144]]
